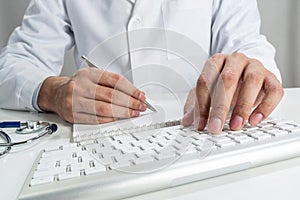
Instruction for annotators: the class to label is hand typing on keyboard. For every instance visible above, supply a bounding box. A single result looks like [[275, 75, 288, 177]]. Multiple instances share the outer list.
[[181, 53, 284, 134]]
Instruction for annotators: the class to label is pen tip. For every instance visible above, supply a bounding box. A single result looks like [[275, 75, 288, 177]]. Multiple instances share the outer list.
[[144, 101, 157, 112]]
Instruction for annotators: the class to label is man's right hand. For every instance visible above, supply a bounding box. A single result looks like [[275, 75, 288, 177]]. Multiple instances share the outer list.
[[37, 67, 147, 124]]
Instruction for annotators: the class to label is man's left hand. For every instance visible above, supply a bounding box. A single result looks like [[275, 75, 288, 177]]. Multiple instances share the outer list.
[[181, 53, 284, 134]]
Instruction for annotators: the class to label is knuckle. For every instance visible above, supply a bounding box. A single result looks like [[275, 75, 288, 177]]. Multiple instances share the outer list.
[[212, 104, 228, 116], [128, 109, 133, 117], [112, 74, 122, 84], [98, 105, 111, 116], [249, 58, 263, 66], [267, 81, 283, 93], [211, 53, 225, 60], [196, 75, 209, 90], [221, 71, 237, 86], [104, 89, 114, 101], [231, 52, 246, 60], [211, 53, 226, 64], [273, 84, 284, 98], [77, 68, 91, 77], [279, 86, 284, 97], [198, 104, 210, 117], [245, 71, 263, 85], [87, 86, 96, 98], [235, 102, 252, 116], [260, 101, 275, 112], [131, 99, 140, 109]]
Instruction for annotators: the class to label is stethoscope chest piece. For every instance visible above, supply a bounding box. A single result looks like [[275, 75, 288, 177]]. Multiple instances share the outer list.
[[15, 121, 49, 134]]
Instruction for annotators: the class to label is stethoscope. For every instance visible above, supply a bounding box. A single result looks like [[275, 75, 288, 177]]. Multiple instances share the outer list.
[[0, 121, 58, 157]]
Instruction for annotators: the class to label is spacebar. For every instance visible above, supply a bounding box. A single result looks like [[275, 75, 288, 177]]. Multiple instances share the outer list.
[[172, 162, 251, 187], [112, 153, 203, 173]]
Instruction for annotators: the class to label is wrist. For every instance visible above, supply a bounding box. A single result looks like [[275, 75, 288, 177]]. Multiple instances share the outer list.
[[37, 76, 70, 113]]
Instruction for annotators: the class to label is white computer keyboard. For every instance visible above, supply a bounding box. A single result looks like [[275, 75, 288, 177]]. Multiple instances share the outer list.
[[19, 118, 300, 199]]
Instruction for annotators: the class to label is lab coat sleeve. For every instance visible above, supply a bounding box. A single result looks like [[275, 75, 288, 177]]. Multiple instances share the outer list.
[[0, 0, 74, 111], [211, 0, 282, 82]]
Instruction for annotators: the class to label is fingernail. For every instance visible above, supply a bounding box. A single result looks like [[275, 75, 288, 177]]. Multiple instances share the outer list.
[[139, 103, 147, 111], [251, 113, 263, 124], [132, 111, 140, 117], [230, 115, 244, 130], [139, 93, 146, 102], [208, 117, 222, 134]]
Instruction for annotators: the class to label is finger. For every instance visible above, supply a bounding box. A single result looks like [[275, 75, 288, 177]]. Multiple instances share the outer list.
[[181, 108, 194, 127], [181, 89, 196, 127], [193, 101, 208, 130], [89, 68, 143, 100], [73, 97, 140, 118], [184, 88, 196, 114], [72, 112, 116, 124], [208, 53, 248, 134], [73, 73, 146, 111], [195, 54, 226, 130], [229, 61, 265, 130], [249, 73, 284, 125], [92, 85, 147, 111]]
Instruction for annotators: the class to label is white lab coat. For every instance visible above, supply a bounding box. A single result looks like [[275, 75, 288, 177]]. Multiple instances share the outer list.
[[0, 0, 281, 111]]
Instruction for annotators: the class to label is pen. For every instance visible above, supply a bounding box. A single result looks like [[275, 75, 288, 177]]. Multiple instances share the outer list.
[[81, 55, 157, 112]]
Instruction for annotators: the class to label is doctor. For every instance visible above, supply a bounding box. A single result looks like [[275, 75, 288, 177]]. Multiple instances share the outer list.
[[0, 0, 283, 134]]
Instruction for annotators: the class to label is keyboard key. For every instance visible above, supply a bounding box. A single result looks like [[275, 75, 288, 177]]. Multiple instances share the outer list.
[[268, 119, 292, 125], [192, 139, 207, 147], [84, 165, 106, 175], [247, 132, 272, 140], [227, 130, 244, 134], [261, 127, 288, 136], [59, 171, 80, 181], [155, 152, 177, 160], [257, 122, 274, 128], [209, 132, 228, 137], [109, 160, 131, 169], [266, 129, 289, 136], [98, 156, 114, 165], [133, 155, 155, 165], [276, 124, 300, 133], [233, 136, 254, 144], [243, 123, 260, 131], [227, 132, 248, 139], [180, 146, 198, 155], [30, 176, 53, 186], [215, 140, 236, 148], [157, 144, 177, 152], [61, 143, 81, 151], [209, 136, 232, 143], [33, 167, 64, 179]]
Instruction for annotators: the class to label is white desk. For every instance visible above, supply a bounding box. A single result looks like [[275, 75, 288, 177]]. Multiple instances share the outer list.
[[1, 88, 300, 200]]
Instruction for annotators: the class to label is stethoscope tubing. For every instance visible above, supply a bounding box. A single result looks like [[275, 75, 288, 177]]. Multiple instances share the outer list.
[[0, 130, 12, 156], [0, 128, 52, 147], [0, 123, 57, 157]]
